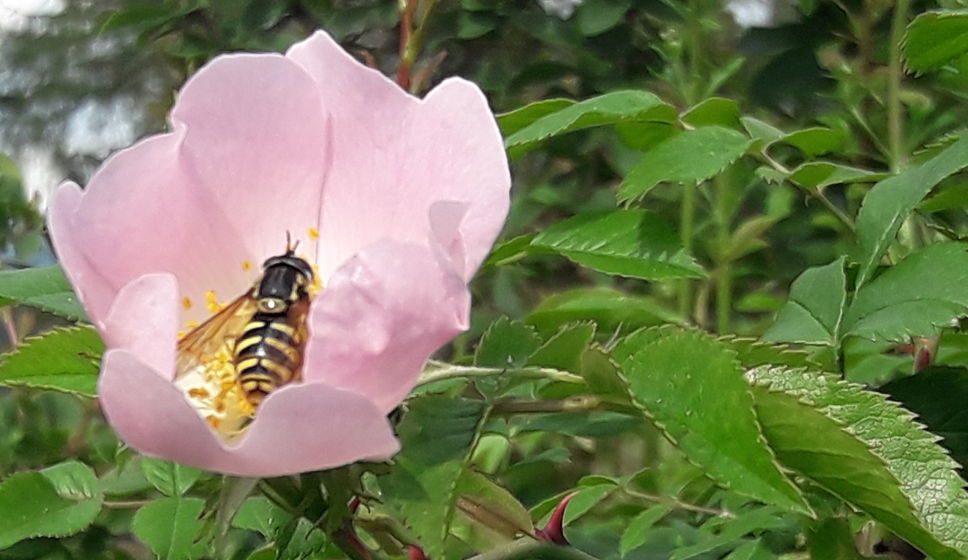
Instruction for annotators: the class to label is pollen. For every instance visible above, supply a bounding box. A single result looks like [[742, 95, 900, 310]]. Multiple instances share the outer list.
[[187, 387, 210, 399], [242, 260, 253, 271], [177, 331, 186, 340], [186, 320, 199, 329], [206, 290, 223, 313], [310, 264, 323, 296], [206, 415, 222, 430], [308, 227, 319, 240], [182, 297, 192, 310]]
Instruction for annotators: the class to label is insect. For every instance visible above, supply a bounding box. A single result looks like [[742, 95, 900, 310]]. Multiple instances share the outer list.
[[176, 241, 314, 410]]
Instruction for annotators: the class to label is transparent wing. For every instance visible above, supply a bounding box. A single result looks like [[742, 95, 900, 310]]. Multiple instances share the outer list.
[[284, 297, 312, 383], [176, 293, 257, 376]]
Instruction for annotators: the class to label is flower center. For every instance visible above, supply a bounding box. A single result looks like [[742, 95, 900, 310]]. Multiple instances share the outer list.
[[174, 236, 323, 443]]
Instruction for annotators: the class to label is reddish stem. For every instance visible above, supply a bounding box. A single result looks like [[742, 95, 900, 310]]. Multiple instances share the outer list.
[[397, 0, 418, 88]]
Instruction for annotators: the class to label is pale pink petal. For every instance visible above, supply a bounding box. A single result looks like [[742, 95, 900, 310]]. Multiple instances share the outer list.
[[47, 182, 116, 325], [302, 239, 469, 413], [170, 54, 329, 260], [233, 382, 400, 476], [102, 274, 179, 379], [55, 129, 254, 326], [100, 350, 399, 477], [287, 32, 510, 279]]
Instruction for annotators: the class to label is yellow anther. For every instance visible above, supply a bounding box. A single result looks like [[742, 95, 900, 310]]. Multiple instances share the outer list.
[[177, 331, 186, 340], [308, 227, 319, 240], [186, 320, 199, 329], [181, 297, 192, 310], [205, 290, 222, 313], [206, 416, 222, 430], [242, 260, 253, 271], [187, 387, 210, 399]]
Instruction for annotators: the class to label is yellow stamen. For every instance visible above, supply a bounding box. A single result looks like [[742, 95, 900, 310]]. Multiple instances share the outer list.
[[186, 320, 199, 329], [308, 227, 319, 240], [206, 290, 222, 313], [181, 297, 192, 310], [242, 260, 253, 271], [177, 331, 186, 340], [187, 387, 210, 399], [206, 416, 221, 430]]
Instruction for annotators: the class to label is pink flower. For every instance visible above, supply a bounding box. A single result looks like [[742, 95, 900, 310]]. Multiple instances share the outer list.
[[47, 31, 510, 476]]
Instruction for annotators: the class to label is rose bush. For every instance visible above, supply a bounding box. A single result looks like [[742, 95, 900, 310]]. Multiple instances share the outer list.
[[48, 30, 510, 476]]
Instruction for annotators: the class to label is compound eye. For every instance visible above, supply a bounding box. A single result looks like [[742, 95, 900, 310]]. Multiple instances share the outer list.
[[257, 298, 286, 313]]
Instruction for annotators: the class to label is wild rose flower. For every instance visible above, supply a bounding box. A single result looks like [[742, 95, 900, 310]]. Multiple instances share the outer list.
[[47, 31, 510, 476]]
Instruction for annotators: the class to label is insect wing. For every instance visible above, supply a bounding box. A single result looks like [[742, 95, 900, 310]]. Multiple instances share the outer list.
[[283, 296, 311, 382], [176, 293, 257, 376]]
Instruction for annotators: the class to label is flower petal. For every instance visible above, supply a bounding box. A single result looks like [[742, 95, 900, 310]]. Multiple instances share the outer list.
[[51, 129, 255, 326], [99, 350, 399, 477], [47, 182, 116, 324], [287, 32, 510, 280], [102, 274, 179, 379], [170, 53, 330, 260], [302, 239, 469, 413]]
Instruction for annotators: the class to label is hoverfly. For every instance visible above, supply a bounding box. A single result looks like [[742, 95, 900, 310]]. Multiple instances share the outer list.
[[176, 240, 314, 410]]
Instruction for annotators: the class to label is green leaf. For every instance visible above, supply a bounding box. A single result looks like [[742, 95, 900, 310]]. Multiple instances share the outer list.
[[381, 460, 465, 559], [747, 365, 968, 559], [854, 133, 968, 289], [845, 242, 968, 340], [620, 505, 673, 557], [619, 331, 811, 514], [531, 209, 706, 280], [576, 0, 630, 36], [497, 100, 574, 137], [526, 287, 683, 335], [0, 461, 102, 549], [681, 98, 741, 129], [452, 470, 533, 551], [132, 497, 207, 560], [0, 327, 102, 396], [722, 539, 774, 560], [775, 127, 844, 157], [475, 317, 542, 369], [504, 91, 676, 155], [482, 233, 543, 268], [562, 481, 617, 524], [527, 323, 595, 372], [763, 257, 847, 346], [807, 518, 864, 560], [671, 509, 787, 560], [904, 10, 968, 72], [618, 127, 753, 202], [232, 496, 292, 539], [788, 162, 888, 191], [397, 397, 488, 466], [741, 116, 785, 147], [0, 266, 86, 320], [141, 459, 203, 497], [580, 346, 634, 405], [882, 367, 968, 469]]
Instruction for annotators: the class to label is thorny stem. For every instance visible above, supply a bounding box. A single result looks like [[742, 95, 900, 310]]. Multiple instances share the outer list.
[[396, 0, 440, 92], [491, 395, 602, 415], [623, 487, 735, 518], [467, 538, 601, 560], [417, 361, 584, 387], [396, 0, 418, 88], [103, 499, 152, 509], [887, 0, 911, 173]]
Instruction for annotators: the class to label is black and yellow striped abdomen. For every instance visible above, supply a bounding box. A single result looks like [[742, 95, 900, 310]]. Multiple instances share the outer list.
[[234, 312, 305, 406]]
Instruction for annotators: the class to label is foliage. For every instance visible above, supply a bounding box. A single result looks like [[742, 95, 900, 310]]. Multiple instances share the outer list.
[[3, 0, 968, 559]]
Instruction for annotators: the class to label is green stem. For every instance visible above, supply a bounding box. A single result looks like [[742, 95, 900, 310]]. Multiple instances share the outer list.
[[678, 181, 697, 321], [491, 395, 602, 415], [214, 477, 259, 557], [887, 0, 910, 172], [417, 362, 584, 387], [714, 175, 731, 334], [684, 0, 703, 104], [622, 487, 734, 518], [468, 539, 601, 560], [761, 153, 855, 234]]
